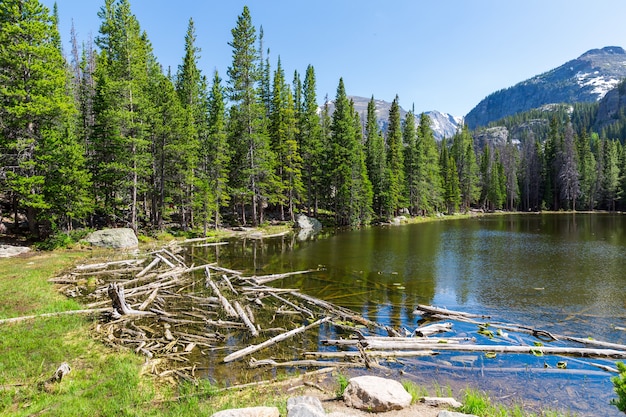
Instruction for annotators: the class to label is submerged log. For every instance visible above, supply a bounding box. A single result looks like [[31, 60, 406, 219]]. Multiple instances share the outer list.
[[414, 322, 453, 337], [222, 317, 330, 363]]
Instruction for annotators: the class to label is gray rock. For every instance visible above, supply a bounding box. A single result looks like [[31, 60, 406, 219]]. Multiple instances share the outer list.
[[210, 406, 280, 417], [343, 375, 412, 412], [0, 244, 30, 258], [422, 397, 463, 408], [287, 396, 325, 417], [437, 411, 478, 417], [295, 214, 322, 231], [84, 228, 138, 249]]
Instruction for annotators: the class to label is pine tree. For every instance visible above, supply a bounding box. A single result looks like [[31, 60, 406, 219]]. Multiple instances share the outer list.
[[403, 109, 419, 215], [270, 57, 302, 221], [575, 128, 596, 210], [386, 95, 405, 216], [226, 6, 277, 225], [440, 139, 461, 214], [92, 0, 155, 231], [603, 139, 621, 211], [558, 122, 580, 210], [417, 113, 444, 213], [365, 97, 387, 217], [0, 0, 91, 235], [298, 65, 323, 216], [519, 132, 541, 211], [451, 125, 479, 211], [204, 71, 230, 230], [328, 79, 372, 226]]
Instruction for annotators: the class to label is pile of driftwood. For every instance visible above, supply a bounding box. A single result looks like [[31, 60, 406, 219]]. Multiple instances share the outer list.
[[47, 241, 626, 384]]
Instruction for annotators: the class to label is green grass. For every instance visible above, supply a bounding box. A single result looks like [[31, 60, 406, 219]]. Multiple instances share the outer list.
[[459, 388, 576, 417]]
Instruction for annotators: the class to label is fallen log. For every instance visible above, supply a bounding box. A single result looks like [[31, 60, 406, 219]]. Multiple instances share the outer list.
[[75, 259, 145, 271], [222, 317, 330, 363], [359, 340, 626, 358], [414, 304, 491, 319], [204, 268, 237, 317], [252, 269, 317, 285], [304, 350, 437, 358], [108, 283, 155, 317], [0, 308, 111, 325], [136, 256, 161, 278], [234, 300, 259, 337], [249, 358, 362, 368]]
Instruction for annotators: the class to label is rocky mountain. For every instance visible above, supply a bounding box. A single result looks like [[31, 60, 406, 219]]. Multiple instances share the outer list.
[[465, 46, 626, 130], [324, 96, 461, 141]]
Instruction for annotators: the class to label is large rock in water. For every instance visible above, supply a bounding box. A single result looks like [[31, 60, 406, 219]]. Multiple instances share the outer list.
[[342, 375, 412, 412], [84, 228, 138, 249], [294, 214, 322, 241]]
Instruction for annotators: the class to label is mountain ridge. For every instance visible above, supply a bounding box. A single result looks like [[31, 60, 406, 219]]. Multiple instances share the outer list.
[[464, 46, 626, 129]]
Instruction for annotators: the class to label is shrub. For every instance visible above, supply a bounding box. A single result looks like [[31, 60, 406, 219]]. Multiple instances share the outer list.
[[611, 361, 626, 413]]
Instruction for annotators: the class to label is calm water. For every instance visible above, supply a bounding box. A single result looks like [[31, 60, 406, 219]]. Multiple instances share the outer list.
[[187, 213, 626, 416]]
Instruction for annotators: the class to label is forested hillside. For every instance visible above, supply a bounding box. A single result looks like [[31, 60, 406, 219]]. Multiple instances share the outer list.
[[2, 0, 626, 242]]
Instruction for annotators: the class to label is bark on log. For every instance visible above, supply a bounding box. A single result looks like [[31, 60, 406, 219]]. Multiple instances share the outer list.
[[222, 317, 330, 363], [204, 267, 237, 317], [234, 300, 259, 337]]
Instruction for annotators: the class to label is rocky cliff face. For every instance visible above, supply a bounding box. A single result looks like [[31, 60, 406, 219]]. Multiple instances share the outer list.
[[465, 46, 626, 129]]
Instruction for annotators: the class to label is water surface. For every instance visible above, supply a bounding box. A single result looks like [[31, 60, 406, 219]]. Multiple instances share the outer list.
[[188, 213, 626, 415]]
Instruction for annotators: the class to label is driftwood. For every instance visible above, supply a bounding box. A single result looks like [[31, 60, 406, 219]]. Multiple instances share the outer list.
[[233, 300, 258, 337], [204, 268, 237, 317], [414, 322, 453, 337], [0, 308, 110, 325], [55, 246, 626, 385], [223, 317, 330, 363]]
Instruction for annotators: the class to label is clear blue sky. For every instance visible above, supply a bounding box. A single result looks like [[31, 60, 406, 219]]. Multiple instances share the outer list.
[[43, 0, 626, 117]]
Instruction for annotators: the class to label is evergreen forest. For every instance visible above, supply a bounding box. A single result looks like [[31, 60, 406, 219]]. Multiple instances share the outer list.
[[2, 0, 626, 241]]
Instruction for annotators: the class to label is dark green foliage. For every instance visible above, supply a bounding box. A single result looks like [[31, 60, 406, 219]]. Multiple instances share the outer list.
[[611, 361, 626, 413]]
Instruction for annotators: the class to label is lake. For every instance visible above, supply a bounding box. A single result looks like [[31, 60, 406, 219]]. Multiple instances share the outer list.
[[187, 213, 626, 416]]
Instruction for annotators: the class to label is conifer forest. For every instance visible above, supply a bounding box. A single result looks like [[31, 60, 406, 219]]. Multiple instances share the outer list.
[[2, 0, 626, 239]]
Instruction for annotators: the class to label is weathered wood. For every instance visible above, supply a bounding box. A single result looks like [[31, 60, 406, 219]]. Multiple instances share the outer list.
[[108, 283, 155, 317], [360, 339, 626, 358], [249, 358, 362, 368], [304, 350, 437, 358], [0, 308, 111, 325], [204, 267, 237, 317], [138, 287, 160, 311], [252, 269, 317, 285], [270, 293, 314, 318], [75, 259, 145, 271], [136, 256, 161, 278], [234, 301, 259, 337], [414, 304, 491, 319], [414, 322, 453, 337], [193, 242, 229, 248], [222, 317, 330, 363]]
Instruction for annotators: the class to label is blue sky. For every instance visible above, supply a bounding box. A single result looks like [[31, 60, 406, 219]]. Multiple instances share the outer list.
[[43, 0, 626, 117]]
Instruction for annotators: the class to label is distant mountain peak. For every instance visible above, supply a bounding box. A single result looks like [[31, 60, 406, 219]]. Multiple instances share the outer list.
[[465, 46, 626, 129], [323, 96, 461, 140]]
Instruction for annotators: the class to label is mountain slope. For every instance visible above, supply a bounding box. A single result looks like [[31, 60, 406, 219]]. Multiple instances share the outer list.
[[465, 46, 626, 129]]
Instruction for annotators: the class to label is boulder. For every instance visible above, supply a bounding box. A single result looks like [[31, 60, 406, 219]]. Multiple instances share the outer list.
[[421, 397, 463, 408], [210, 406, 280, 417], [0, 245, 30, 258], [84, 228, 138, 249], [437, 411, 478, 417], [295, 214, 323, 241], [287, 396, 325, 417], [295, 214, 322, 231], [342, 375, 412, 412]]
